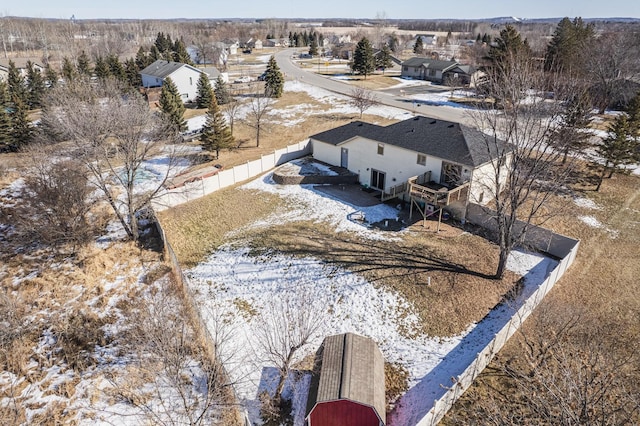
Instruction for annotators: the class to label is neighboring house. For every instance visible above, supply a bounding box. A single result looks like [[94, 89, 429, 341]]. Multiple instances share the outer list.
[[0, 58, 44, 81], [188, 42, 230, 67], [223, 39, 239, 55], [405, 33, 438, 50], [140, 60, 207, 103], [200, 66, 229, 84], [244, 38, 263, 50], [306, 333, 386, 426], [401, 57, 458, 83], [442, 64, 485, 87], [263, 38, 290, 47], [310, 116, 511, 213]]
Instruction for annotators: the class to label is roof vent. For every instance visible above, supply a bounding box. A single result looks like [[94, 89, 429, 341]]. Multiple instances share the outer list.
[[357, 122, 363, 126], [413, 116, 420, 120], [430, 120, 437, 124], [448, 124, 454, 128]]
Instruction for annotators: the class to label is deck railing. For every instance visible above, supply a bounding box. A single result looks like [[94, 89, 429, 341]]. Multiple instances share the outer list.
[[408, 175, 469, 206]]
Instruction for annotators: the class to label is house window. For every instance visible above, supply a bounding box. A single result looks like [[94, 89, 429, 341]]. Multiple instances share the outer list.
[[417, 154, 426, 166], [189, 77, 193, 85], [181, 93, 188, 99], [429, 69, 436, 77], [403, 66, 408, 72], [377, 143, 384, 155]]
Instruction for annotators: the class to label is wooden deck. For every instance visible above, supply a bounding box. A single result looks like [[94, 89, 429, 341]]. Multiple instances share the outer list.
[[408, 174, 469, 207]]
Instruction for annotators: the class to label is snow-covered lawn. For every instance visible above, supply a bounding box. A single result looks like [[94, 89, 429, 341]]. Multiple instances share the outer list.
[[185, 169, 558, 425]]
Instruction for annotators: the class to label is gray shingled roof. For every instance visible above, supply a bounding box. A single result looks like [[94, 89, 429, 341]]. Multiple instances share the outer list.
[[311, 116, 507, 168], [402, 57, 458, 71], [140, 60, 200, 79], [306, 333, 386, 424]]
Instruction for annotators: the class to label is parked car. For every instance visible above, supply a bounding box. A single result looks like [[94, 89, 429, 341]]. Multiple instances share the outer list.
[[234, 76, 252, 83], [257, 72, 267, 81]]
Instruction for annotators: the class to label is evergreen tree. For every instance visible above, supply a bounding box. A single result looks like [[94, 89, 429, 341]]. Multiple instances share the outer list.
[[150, 45, 162, 62], [214, 75, 231, 105], [288, 31, 294, 47], [0, 82, 12, 151], [44, 64, 58, 88], [94, 56, 111, 80], [107, 54, 126, 82], [7, 61, 28, 106], [413, 36, 424, 54], [124, 58, 142, 88], [376, 44, 394, 74], [200, 96, 234, 159], [388, 34, 399, 53], [77, 50, 92, 76], [263, 56, 284, 98], [173, 39, 192, 64], [309, 39, 319, 56], [26, 61, 46, 109], [62, 57, 76, 82], [352, 37, 375, 79], [9, 95, 33, 150], [551, 91, 593, 163], [597, 114, 639, 182], [544, 17, 595, 75], [158, 77, 186, 132], [136, 46, 152, 70], [195, 72, 214, 109], [486, 25, 531, 69]]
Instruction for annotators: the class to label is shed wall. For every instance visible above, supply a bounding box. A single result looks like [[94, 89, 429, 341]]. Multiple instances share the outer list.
[[309, 400, 381, 426]]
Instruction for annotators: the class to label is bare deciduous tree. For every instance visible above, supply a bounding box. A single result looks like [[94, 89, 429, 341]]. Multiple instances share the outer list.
[[450, 302, 640, 424], [40, 78, 180, 242], [349, 86, 379, 119], [469, 52, 577, 279], [247, 85, 274, 147], [1, 144, 96, 253], [254, 293, 324, 402], [108, 281, 238, 426]]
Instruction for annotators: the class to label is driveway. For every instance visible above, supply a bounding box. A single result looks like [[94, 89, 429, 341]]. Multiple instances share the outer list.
[[275, 49, 470, 124]]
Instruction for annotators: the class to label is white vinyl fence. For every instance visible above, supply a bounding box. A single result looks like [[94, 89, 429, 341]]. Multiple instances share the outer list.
[[153, 139, 311, 210], [391, 204, 580, 426]]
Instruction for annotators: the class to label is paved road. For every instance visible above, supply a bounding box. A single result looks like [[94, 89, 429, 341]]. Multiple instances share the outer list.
[[275, 48, 469, 124]]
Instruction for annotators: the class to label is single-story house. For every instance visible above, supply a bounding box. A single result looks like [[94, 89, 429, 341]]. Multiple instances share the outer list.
[[306, 333, 386, 426], [442, 64, 484, 87], [401, 58, 458, 83], [263, 38, 290, 47], [140, 60, 224, 103], [310, 116, 511, 208], [0, 58, 44, 81]]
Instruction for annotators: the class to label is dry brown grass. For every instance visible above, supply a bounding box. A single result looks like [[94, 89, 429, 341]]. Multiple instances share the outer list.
[[444, 171, 640, 423], [188, 90, 398, 171], [156, 185, 283, 267], [316, 73, 403, 90], [160, 149, 520, 339], [242, 220, 517, 337]]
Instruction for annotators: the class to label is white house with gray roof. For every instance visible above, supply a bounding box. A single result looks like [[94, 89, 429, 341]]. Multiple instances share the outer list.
[[140, 60, 217, 103], [310, 116, 511, 208]]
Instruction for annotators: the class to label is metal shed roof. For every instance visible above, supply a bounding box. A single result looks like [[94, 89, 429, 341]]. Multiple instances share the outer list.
[[307, 333, 386, 424]]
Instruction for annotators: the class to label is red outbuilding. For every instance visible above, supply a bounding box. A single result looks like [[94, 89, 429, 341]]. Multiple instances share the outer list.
[[306, 333, 386, 426]]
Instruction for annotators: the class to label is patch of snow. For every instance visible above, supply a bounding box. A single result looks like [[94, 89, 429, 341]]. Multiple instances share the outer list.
[[256, 54, 272, 63], [579, 215, 603, 228], [242, 172, 400, 241], [574, 197, 601, 210]]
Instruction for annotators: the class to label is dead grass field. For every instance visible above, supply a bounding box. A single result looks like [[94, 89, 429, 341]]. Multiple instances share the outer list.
[[159, 181, 520, 338], [314, 72, 404, 91], [444, 171, 640, 423], [187, 90, 398, 170]]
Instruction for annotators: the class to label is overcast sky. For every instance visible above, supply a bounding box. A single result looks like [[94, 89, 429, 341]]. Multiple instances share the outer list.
[[2, 0, 638, 20]]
